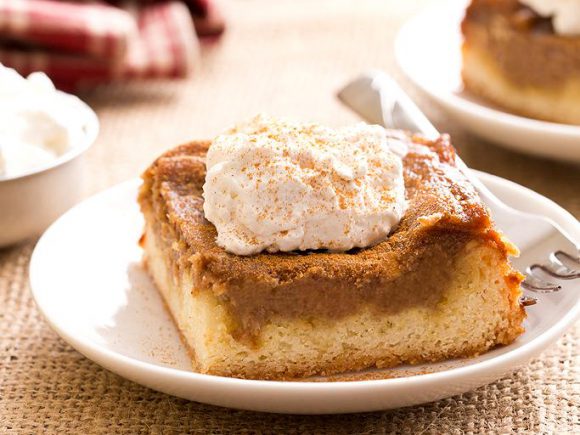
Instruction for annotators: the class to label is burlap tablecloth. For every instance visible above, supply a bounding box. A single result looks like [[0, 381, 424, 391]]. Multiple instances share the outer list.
[[2, 0, 579, 432]]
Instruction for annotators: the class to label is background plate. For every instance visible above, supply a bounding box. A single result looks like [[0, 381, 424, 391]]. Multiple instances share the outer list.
[[30, 173, 580, 414]]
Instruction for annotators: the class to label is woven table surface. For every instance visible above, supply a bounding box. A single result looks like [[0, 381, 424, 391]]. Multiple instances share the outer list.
[[2, 0, 580, 432]]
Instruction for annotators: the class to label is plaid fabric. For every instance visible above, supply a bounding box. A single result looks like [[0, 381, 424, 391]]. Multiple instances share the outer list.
[[0, 0, 224, 90], [0, 0, 136, 60]]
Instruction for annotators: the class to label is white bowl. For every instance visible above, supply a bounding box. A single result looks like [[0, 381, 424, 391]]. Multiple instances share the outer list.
[[0, 94, 99, 247]]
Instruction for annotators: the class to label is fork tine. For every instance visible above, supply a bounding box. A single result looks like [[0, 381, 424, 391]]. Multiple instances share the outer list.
[[519, 295, 538, 306], [522, 270, 562, 293], [531, 264, 580, 280], [555, 250, 580, 266]]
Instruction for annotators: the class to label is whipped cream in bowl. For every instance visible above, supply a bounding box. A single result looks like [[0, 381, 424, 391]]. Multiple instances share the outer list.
[[0, 65, 95, 180], [203, 115, 407, 256], [0, 65, 99, 247]]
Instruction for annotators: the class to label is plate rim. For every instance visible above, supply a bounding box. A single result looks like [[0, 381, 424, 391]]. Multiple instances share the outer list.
[[29, 174, 580, 395], [394, 0, 580, 139]]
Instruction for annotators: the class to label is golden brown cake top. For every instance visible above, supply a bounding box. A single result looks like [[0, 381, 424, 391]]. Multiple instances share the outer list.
[[140, 132, 512, 284]]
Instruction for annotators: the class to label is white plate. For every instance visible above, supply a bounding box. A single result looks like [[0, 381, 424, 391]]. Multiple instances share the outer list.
[[395, 0, 580, 163], [30, 174, 580, 414]]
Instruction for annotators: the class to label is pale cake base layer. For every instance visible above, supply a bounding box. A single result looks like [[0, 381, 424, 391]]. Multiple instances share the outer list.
[[462, 47, 580, 125], [143, 223, 523, 380]]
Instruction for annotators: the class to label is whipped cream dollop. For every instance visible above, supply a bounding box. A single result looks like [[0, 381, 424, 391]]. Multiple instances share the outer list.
[[521, 0, 580, 35], [202, 115, 407, 256], [0, 65, 85, 177]]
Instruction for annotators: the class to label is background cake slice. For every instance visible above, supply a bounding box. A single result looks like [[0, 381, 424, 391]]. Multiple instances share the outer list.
[[138, 134, 526, 380], [462, 0, 580, 124]]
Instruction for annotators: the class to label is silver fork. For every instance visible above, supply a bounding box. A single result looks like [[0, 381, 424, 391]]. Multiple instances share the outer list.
[[338, 71, 580, 304]]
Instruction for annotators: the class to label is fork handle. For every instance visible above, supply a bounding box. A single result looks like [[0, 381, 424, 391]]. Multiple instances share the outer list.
[[369, 71, 507, 215]]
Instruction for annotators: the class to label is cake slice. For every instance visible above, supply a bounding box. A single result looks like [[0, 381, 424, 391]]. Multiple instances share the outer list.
[[461, 0, 580, 125], [138, 133, 526, 380]]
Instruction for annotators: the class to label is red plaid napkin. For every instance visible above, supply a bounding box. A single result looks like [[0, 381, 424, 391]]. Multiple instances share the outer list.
[[0, 0, 225, 90]]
